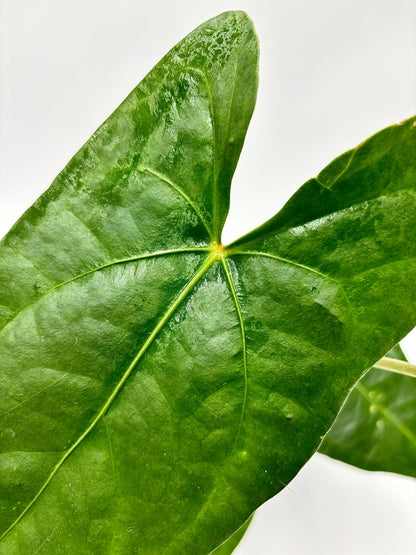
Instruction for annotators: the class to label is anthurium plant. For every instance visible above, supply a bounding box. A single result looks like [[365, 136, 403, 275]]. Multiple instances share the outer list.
[[1, 11, 415, 554]]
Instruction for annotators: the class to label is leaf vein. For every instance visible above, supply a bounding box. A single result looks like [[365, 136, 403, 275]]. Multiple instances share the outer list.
[[355, 382, 416, 449], [0, 253, 216, 541], [0, 247, 210, 335], [231, 250, 340, 286], [221, 258, 248, 449], [187, 67, 218, 239], [141, 167, 214, 240], [0, 373, 67, 418]]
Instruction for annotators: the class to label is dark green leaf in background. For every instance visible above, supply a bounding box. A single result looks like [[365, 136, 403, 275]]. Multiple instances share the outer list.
[[0, 10, 415, 554], [321, 345, 416, 478]]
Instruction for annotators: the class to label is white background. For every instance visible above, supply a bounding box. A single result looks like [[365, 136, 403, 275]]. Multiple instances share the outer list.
[[1, 1, 416, 553]]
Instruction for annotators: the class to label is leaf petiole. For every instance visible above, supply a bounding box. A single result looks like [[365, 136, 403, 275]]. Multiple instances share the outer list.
[[373, 357, 416, 378]]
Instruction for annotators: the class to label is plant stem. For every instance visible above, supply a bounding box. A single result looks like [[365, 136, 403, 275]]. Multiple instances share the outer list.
[[373, 357, 416, 378]]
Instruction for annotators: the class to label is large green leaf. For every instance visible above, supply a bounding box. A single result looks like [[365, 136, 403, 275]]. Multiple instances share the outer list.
[[320, 345, 416, 477], [210, 515, 253, 555], [1, 10, 416, 554]]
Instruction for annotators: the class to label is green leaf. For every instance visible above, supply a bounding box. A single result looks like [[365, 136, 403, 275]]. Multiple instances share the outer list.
[[234, 345, 416, 552], [210, 515, 253, 555], [320, 345, 416, 477], [1, 10, 416, 554]]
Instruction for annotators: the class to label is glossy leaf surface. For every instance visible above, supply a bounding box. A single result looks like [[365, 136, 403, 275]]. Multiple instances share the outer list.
[[321, 345, 416, 477], [1, 10, 416, 554], [235, 345, 416, 553]]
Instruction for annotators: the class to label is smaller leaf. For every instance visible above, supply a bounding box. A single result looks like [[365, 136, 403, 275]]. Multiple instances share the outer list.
[[320, 345, 416, 478]]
